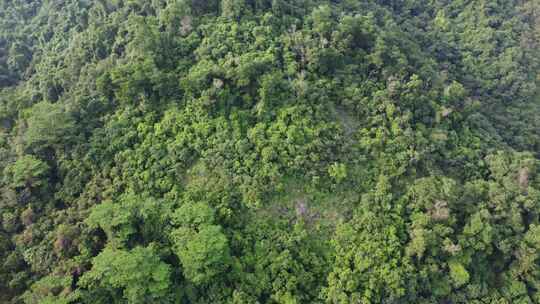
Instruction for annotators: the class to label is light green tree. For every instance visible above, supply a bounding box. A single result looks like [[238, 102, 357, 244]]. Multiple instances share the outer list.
[[79, 246, 171, 303]]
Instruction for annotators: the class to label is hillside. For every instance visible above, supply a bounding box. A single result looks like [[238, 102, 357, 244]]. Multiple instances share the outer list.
[[0, 0, 539, 303]]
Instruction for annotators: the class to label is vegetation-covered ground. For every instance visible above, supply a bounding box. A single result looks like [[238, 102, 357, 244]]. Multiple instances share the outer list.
[[0, 0, 539, 303]]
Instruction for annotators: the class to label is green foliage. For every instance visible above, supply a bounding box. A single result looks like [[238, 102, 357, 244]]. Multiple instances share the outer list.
[[172, 201, 215, 228], [1, 0, 539, 303], [172, 224, 230, 285], [171, 201, 231, 285], [79, 246, 171, 303], [22, 101, 75, 152], [86, 194, 170, 247], [3, 155, 49, 189], [22, 274, 79, 304], [234, 217, 331, 303], [328, 162, 347, 184], [448, 260, 470, 288], [325, 177, 413, 304]]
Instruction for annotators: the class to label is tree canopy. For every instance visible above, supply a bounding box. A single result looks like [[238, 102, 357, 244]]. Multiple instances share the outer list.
[[0, 0, 539, 303]]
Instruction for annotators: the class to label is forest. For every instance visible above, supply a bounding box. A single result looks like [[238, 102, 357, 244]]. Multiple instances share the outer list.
[[0, 0, 539, 303]]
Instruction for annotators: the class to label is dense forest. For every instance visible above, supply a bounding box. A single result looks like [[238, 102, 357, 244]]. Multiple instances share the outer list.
[[0, 0, 539, 303]]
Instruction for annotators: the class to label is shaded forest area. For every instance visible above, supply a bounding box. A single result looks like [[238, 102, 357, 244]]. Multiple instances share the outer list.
[[0, 0, 539, 303]]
